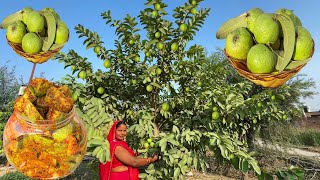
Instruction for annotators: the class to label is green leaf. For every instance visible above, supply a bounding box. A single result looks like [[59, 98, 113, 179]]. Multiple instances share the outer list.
[[265, 173, 274, 180], [241, 159, 249, 172], [274, 13, 296, 72], [150, 82, 161, 89], [145, 0, 156, 6], [249, 159, 261, 175], [172, 125, 180, 134], [231, 157, 239, 169], [276, 171, 286, 180], [89, 137, 104, 146], [216, 12, 247, 39], [285, 58, 311, 70], [139, 173, 148, 179], [49, 42, 67, 51], [86, 43, 96, 50], [41, 11, 57, 51], [174, 168, 180, 179], [257, 172, 265, 180]]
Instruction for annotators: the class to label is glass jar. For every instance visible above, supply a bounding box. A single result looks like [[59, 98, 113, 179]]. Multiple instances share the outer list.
[[3, 106, 88, 179]]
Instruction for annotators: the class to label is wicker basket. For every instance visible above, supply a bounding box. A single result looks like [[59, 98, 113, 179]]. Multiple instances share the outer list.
[[7, 36, 66, 64], [224, 46, 314, 88]]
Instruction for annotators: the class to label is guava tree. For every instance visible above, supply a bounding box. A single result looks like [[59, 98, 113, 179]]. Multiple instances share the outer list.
[[54, 0, 308, 179]]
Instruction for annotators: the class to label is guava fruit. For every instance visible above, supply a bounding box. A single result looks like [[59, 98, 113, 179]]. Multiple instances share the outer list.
[[25, 11, 45, 33], [246, 8, 264, 33], [276, 9, 295, 24], [22, 32, 43, 53], [42, 7, 61, 21], [294, 15, 302, 26], [292, 26, 313, 61], [247, 44, 276, 74], [253, 13, 280, 44], [22, 7, 33, 24], [54, 21, 69, 44], [6, 21, 27, 43], [225, 27, 253, 61]]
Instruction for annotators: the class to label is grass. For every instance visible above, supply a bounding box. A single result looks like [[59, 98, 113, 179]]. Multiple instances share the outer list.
[[258, 122, 320, 148]]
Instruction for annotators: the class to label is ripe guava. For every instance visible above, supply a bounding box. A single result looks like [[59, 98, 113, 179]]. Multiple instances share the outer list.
[[246, 8, 264, 33], [276, 9, 295, 23], [22, 7, 33, 24], [247, 44, 276, 74], [42, 7, 61, 21], [225, 27, 253, 61], [25, 11, 45, 33], [22, 33, 43, 53], [55, 21, 69, 44], [292, 26, 313, 61], [6, 21, 27, 43], [253, 13, 280, 44]]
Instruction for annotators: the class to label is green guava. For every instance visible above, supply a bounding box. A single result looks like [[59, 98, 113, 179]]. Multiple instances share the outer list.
[[42, 7, 61, 21], [246, 8, 264, 33], [247, 44, 276, 74], [276, 8, 295, 24], [292, 26, 313, 61], [22, 7, 33, 24], [6, 21, 27, 43], [25, 11, 45, 33], [276, 8, 301, 36], [54, 21, 69, 44], [254, 13, 280, 44], [225, 27, 253, 61]]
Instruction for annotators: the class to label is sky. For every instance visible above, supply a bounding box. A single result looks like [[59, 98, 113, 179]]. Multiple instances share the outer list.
[[0, 0, 319, 111]]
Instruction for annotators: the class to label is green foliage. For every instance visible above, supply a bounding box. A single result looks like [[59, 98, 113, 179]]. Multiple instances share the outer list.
[[0, 63, 21, 154], [54, 0, 316, 179], [258, 166, 304, 180], [0, 171, 32, 180]]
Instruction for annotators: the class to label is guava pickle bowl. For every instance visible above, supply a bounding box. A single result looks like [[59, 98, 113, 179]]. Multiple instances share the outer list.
[[3, 107, 88, 179]]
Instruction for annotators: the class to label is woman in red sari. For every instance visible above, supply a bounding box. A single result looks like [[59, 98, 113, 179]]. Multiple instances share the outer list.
[[99, 120, 158, 180]]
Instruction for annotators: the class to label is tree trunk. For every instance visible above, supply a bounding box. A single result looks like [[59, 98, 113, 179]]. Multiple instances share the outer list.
[[246, 125, 255, 151]]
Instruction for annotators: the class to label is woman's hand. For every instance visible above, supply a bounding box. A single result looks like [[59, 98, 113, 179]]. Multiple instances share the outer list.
[[150, 154, 158, 163]]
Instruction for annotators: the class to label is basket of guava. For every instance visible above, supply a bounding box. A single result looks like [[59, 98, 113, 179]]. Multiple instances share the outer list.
[[216, 8, 315, 88], [1, 7, 69, 64]]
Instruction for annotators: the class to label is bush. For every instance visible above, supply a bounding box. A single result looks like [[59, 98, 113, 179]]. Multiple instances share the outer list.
[[0, 172, 31, 180]]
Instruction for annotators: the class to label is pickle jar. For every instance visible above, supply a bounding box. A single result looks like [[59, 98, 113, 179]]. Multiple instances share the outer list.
[[3, 106, 88, 179]]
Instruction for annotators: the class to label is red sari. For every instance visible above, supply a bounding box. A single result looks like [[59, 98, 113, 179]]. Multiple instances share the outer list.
[[99, 120, 140, 180]]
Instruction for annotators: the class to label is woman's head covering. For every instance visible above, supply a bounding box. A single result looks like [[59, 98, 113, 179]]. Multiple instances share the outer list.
[[107, 120, 121, 142]]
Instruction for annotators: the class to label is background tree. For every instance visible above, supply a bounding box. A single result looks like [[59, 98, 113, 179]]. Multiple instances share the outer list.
[[0, 62, 21, 154]]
